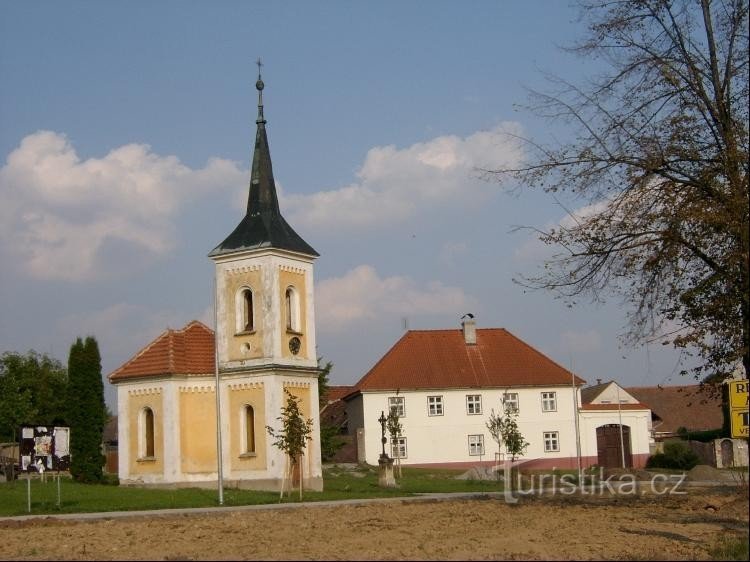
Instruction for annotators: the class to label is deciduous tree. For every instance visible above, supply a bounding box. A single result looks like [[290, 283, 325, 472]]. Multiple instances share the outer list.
[[267, 388, 314, 499], [387, 405, 403, 478], [487, 0, 749, 382], [0, 351, 68, 442]]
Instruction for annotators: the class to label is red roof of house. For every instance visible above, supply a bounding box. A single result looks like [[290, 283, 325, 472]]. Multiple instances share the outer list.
[[579, 404, 649, 411], [353, 328, 585, 392], [323, 385, 357, 403], [109, 321, 215, 382], [625, 385, 723, 434]]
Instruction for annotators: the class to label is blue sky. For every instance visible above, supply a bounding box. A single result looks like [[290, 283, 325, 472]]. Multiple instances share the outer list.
[[0, 1, 690, 409]]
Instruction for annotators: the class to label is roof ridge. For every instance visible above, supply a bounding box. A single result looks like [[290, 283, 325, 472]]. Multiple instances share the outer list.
[[182, 320, 214, 334], [167, 329, 175, 372], [108, 327, 172, 381]]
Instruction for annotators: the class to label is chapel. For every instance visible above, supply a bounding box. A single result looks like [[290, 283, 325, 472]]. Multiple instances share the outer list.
[[109, 67, 323, 490]]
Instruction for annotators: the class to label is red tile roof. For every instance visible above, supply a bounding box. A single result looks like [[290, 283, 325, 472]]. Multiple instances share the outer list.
[[625, 385, 723, 434], [322, 385, 357, 403], [579, 404, 649, 411], [353, 329, 585, 392], [109, 321, 215, 382]]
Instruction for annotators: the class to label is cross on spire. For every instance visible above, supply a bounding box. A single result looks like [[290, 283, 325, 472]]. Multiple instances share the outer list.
[[255, 57, 265, 124]]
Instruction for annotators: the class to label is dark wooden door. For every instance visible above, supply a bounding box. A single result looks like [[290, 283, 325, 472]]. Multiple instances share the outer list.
[[596, 424, 632, 468]]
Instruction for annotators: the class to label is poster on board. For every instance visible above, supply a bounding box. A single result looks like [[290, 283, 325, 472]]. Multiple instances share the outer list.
[[18, 425, 71, 472]]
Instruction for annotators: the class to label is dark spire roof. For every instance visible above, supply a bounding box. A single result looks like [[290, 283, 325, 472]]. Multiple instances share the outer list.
[[209, 62, 318, 258]]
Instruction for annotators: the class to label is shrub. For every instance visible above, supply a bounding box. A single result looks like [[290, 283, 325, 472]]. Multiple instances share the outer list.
[[646, 441, 701, 470]]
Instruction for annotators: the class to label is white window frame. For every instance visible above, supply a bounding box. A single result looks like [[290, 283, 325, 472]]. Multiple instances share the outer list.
[[388, 396, 405, 418], [541, 391, 557, 412], [468, 434, 485, 456], [391, 436, 407, 459], [240, 404, 256, 455], [138, 407, 155, 459], [235, 286, 255, 334], [285, 286, 301, 333], [543, 431, 560, 452], [503, 392, 519, 414], [466, 394, 482, 415], [427, 395, 444, 416]]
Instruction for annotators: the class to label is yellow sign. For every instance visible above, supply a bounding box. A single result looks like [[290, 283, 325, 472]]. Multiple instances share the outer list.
[[730, 409, 749, 438], [729, 379, 749, 409], [729, 379, 749, 438]]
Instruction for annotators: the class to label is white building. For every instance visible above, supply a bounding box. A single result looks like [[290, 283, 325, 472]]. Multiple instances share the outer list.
[[344, 317, 651, 469]]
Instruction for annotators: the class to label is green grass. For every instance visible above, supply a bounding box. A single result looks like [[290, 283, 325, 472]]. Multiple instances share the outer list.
[[707, 534, 750, 561], [0, 466, 504, 517]]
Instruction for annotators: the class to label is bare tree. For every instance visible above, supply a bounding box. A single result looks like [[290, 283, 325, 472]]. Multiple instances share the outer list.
[[487, 0, 748, 382]]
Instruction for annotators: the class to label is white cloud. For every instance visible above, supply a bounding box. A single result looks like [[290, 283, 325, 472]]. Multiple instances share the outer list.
[[282, 123, 524, 231], [0, 131, 245, 281], [559, 329, 602, 354], [316, 265, 474, 333]]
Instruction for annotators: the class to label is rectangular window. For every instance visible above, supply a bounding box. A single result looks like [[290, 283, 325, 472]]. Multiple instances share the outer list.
[[543, 431, 559, 452], [427, 395, 444, 416], [541, 392, 557, 412], [468, 434, 485, 456], [391, 437, 407, 459], [466, 394, 482, 415], [503, 392, 519, 413], [388, 396, 405, 418]]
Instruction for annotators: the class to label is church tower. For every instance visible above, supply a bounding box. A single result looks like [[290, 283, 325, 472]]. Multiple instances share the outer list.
[[208, 64, 322, 490]]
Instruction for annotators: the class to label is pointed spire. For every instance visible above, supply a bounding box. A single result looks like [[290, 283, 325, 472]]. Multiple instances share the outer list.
[[208, 61, 318, 258], [247, 58, 279, 217]]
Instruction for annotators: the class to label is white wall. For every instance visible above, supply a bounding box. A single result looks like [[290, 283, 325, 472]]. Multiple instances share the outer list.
[[578, 409, 652, 459], [357, 386, 584, 466]]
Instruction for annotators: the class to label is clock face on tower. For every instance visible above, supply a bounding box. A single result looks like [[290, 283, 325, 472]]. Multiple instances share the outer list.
[[289, 336, 301, 355]]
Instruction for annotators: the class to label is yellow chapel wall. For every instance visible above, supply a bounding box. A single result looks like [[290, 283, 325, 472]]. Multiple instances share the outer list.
[[127, 389, 164, 476], [279, 267, 308, 360], [225, 266, 264, 362], [179, 386, 218, 474], [228, 382, 268, 472]]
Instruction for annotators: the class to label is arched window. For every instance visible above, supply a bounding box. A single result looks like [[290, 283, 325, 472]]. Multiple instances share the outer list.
[[140, 407, 155, 458], [243, 405, 256, 454], [285, 286, 300, 332], [236, 287, 254, 333]]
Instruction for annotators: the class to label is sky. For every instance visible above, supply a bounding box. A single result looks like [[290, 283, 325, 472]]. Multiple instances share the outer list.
[[0, 1, 692, 410]]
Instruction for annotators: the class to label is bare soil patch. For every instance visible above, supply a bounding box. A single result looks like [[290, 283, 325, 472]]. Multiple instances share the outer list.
[[0, 488, 747, 560]]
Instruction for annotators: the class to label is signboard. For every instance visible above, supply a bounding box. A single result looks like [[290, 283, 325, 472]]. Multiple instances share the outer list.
[[18, 425, 71, 472], [729, 380, 749, 438]]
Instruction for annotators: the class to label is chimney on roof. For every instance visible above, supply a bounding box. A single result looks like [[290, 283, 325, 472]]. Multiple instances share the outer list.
[[461, 313, 476, 345], [596, 378, 602, 385]]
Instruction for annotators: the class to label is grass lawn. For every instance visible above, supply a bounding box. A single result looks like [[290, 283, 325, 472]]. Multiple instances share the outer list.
[[0, 465, 504, 517]]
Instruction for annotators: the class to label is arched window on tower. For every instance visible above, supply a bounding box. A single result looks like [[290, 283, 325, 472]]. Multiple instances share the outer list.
[[236, 287, 255, 333], [285, 286, 300, 332], [243, 404, 256, 454], [140, 407, 155, 458]]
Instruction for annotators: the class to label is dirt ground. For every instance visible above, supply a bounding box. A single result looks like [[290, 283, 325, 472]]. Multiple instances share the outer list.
[[0, 487, 747, 561]]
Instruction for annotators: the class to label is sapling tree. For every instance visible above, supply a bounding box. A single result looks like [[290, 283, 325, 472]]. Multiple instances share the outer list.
[[266, 388, 314, 500], [386, 406, 403, 478], [486, 401, 529, 489]]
